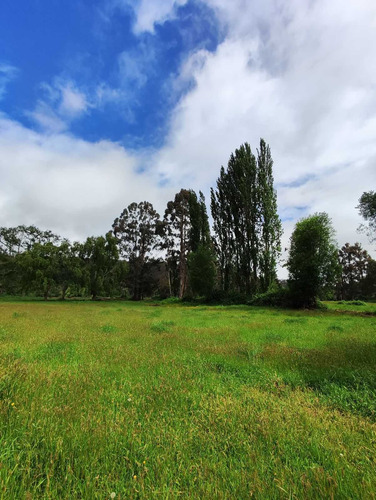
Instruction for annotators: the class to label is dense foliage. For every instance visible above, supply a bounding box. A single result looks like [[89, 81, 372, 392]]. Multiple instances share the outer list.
[[287, 213, 340, 307], [337, 242, 376, 300], [210, 139, 282, 295], [113, 202, 160, 300], [0, 145, 375, 307]]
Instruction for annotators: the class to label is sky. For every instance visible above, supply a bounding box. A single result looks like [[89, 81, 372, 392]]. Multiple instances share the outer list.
[[1, 0, 376, 276]]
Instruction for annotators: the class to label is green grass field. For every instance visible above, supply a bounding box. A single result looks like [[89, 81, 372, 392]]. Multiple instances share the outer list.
[[1, 300, 376, 499], [324, 300, 376, 315]]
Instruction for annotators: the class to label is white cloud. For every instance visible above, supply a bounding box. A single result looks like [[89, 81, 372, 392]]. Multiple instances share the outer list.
[[129, 0, 188, 34], [0, 63, 18, 100], [59, 83, 88, 117], [0, 115, 172, 241], [2, 0, 376, 279], [27, 101, 68, 134], [144, 0, 376, 270], [28, 80, 90, 132], [118, 39, 157, 89]]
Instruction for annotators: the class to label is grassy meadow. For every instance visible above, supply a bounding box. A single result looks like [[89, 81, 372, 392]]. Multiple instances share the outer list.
[[1, 300, 376, 499]]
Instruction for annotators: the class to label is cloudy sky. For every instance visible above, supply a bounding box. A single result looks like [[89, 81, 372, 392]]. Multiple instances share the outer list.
[[1, 0, 376, 275]]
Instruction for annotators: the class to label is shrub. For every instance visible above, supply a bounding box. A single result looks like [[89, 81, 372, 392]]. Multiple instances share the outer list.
[[249, 288, 292, 307]]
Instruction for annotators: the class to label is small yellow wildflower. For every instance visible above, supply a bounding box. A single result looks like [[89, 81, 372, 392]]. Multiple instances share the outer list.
[[11, 402, 15, 406], [133, 475, 137, 480]]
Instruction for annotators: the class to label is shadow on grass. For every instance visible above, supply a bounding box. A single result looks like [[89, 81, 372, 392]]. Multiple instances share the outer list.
[[258, 339, 376, 419]]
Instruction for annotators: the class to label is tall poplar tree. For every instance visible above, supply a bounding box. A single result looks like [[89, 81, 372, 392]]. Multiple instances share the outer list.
[[211, 166, 234, 293], [257, 139, 282, 291], [211, 139, 281, 295]]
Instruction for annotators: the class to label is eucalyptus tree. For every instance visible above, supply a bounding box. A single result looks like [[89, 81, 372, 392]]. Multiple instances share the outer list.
[[162, 189, 211, 298], [163, 189, 192, 299], [0, 225, 61, 256], [338, 243, 372, 300], [79, 232, 121, 300], [113, 201, 160, 300]]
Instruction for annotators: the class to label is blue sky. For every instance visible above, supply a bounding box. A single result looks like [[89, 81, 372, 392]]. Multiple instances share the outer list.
[[1, 0, 220, 147], [1, 0, 376, 274]]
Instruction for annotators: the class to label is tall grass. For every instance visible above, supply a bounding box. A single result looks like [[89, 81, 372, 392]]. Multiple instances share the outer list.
[[1, 301, 376, 498]]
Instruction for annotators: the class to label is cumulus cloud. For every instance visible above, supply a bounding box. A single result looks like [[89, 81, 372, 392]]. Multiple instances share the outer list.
[[142, 0, 376, 271], [0, 115, 172, 241], [1, 0, 376, 278]]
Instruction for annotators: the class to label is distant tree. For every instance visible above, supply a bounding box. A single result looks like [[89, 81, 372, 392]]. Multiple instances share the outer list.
[[15, 241, 84, 300], [164, 189, 191, 298], [162, 189, 210, 299], [188, 245, 216, 298], [338, 242, 371, 300], [0, 225, 61, 256], [79, 232, 122, 300], [211, 166, 234, 293], [362, 258, 376, 300], [0, 225, 63, 296], [0, 251, 20, 295], [55, 241, 84, 300], [113, 201, 160, 300], [287, 213, 340, 308], [357, 191, 376, 242], [16, 242, 59, 300], [189, 191, 211, 251]]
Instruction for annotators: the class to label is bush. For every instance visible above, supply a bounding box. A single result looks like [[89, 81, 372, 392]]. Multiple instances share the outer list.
[[249, 288, 292, 307], [159, 297, 182, 305], [337, 300, 367, 306]]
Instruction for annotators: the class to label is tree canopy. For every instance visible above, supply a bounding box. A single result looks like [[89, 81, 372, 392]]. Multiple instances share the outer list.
[[287, 213, 340, 308], [1, 142, 374, 307], [357, 191, 376, 242], [211, 139, 282, 295]]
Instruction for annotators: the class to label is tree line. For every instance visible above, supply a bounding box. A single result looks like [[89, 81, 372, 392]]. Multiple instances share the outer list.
[[0, 140, 375, 307]]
